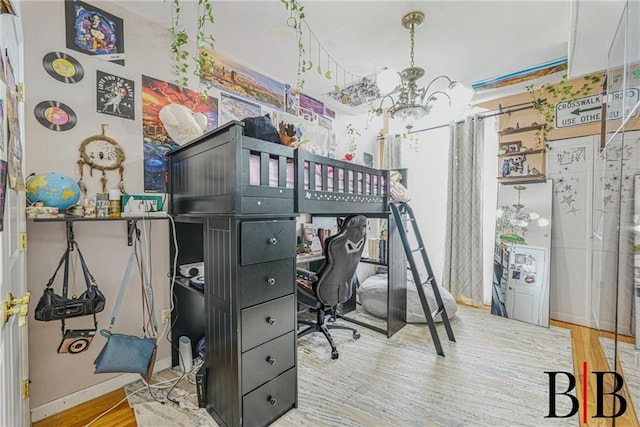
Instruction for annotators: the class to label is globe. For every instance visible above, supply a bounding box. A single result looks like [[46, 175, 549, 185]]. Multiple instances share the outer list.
[[26, 172, 80, 211]]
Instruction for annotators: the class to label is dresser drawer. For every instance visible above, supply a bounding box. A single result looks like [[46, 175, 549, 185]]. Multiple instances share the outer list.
[[240, 258, 295, 308], [242, 367, 296, 427], [242, 331, 295, 394], [240, 220, 295, 265], [242, 295, 295, 351]]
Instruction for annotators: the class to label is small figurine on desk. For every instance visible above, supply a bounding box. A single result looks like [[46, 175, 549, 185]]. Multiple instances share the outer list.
[[84, 197, 96, 218]]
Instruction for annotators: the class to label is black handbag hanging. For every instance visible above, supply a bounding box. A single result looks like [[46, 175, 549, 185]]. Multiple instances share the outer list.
[[34, 240, 106, 322]]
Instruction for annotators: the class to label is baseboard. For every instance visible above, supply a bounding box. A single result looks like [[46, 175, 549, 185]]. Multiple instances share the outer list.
[[30, 357, 172, 422]]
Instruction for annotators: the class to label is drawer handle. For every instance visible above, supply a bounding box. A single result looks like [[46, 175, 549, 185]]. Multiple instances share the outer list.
[[268, 396, 277, 406], [268, 237, 278, 245], [267, 277, 276, 286], [266, 356, 276, 365], [266, 317, 276, 325]]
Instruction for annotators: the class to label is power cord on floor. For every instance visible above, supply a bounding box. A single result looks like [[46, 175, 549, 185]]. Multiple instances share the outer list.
[[83, 376, 174, 427]]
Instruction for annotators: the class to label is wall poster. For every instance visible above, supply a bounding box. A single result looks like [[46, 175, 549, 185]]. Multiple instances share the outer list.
[[199, 48, 285, 110], [96, 70, 134, 120], [141, 75, 218, 192], [65, 0, 125, 65], [220, 92, 261, 125]]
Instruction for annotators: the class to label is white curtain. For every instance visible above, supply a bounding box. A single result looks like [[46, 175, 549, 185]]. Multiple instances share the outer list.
[[383, 134, 402, 169], [442, 117, 484, 306]]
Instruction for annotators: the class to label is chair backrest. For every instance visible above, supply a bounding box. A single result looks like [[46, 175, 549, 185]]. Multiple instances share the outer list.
[[315, 215, 367, 306]]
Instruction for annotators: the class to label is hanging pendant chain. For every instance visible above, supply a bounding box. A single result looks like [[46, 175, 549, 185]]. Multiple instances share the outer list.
[[409, 24, 415, 68]]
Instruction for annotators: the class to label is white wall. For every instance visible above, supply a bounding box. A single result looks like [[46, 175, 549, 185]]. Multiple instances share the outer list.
[[23, 1, 174, 411]]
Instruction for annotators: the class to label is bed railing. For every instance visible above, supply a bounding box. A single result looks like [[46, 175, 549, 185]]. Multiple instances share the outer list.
[[295, 150, 388, 214]]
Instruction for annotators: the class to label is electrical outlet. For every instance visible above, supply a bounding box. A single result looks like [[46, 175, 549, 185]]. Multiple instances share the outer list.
[[161, 309, 171, 324]]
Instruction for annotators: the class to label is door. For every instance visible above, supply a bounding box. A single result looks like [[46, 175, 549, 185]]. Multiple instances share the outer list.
[[547, 135, 596, 327], [0, 3, 29, 426], [505, 245, 548, 325]]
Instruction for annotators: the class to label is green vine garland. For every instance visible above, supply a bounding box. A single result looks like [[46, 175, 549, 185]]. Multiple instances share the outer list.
[[281, 0, 306, 92], [170, 0, 215, 94], [525, 70, 602, 144]]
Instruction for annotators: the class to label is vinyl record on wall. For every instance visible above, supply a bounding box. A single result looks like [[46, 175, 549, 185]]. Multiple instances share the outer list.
[[42, 52, 84, 83], [34, 101, 77, 131]]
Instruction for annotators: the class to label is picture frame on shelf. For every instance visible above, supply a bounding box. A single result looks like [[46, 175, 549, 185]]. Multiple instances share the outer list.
[[507, 142, 521, 153]]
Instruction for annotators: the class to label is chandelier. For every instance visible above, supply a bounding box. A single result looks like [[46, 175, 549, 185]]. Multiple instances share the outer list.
[[496, 185, 549, 242], [375, 11, 472, 130]]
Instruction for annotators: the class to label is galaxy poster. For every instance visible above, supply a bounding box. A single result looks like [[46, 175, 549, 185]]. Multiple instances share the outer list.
[[65, 1, 125, 65], [141, 75, 218, 192]]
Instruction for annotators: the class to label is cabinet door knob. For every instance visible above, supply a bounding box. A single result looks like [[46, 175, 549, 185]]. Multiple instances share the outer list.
[[266, 317, 276, 325], [267, 277, 276, 286], [268, 396, 277, 406], [268, 237, 278, 245], [266, 356, 276, 365]]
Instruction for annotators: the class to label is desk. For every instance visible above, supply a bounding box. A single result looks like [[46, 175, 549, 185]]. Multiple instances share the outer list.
[[296, 253, 325, 264]]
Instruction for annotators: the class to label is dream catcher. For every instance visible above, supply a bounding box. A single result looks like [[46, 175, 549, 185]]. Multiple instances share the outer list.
[[78, 124, 127, 195]]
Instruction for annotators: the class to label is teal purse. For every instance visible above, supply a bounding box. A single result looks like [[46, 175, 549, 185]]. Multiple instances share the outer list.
[[94, 329, 156, 375], [93, 236, 159, 380]]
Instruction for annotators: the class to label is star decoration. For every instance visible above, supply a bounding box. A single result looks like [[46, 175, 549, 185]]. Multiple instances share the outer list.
[[562, 195, 575, 205], [604, 183, 612, 190], [603, 195, 613, 206], [564, 185, 573, 192]]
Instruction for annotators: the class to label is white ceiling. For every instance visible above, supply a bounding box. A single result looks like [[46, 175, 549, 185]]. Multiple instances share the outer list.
[[116, 0, 620, 114]]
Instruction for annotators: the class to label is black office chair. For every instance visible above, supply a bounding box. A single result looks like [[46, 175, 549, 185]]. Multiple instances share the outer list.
[[297, 215, 367, 359]]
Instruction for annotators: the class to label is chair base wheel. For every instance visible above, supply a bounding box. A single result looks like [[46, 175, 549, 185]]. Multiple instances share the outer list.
[[353, 331, 360, 339], [331, 350, 339, 359]]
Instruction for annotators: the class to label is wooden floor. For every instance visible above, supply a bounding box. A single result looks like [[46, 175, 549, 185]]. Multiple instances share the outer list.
[[34, 318, 639, 427]]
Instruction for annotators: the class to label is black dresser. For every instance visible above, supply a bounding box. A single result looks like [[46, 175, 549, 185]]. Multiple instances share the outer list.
[[172, 214, 298, 426]]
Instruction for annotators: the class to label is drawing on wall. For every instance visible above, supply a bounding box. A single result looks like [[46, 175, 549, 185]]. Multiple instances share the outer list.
[[284, 84, 298, 116], [550, 146, 589, 215], [65, 0, 125, 65], [199, 49, 284, 110], [220, 93, 261, 125], [142, 75, 218, 192], [324, 107, 335, 119], [5, 86, 23, 190], [96, 71, 134, 120], [299, 93, 324, 115]]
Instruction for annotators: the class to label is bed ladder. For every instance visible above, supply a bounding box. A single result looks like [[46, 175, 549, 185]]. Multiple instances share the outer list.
[[390, 202, 456, 357]]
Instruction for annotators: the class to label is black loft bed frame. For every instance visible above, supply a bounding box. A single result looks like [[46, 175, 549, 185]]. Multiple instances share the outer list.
[[168, 121, 391, 216], [166, 121, 408, 425], [167, 120, 408, 337]]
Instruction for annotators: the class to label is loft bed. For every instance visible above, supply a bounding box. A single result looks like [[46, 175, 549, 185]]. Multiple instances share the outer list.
[[167, 121, 391, 216]]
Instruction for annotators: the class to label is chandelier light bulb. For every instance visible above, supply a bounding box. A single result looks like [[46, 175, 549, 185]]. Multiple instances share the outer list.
[[376, 68, 401, 95], [448, 81, 474, 107]]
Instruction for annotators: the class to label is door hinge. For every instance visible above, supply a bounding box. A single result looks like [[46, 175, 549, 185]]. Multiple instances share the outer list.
[[19, 232, 26, 251], [22, 379, 29, 399], [17, 83, 24, 102]]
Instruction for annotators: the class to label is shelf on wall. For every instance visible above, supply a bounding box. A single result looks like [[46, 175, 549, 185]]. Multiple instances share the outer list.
[[498, 148, 546, 157], [496, 174, 547, 184], [29, 215, 169, 246], [497, 124, 543, 136]]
